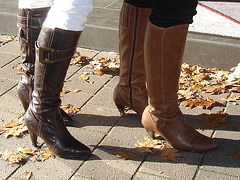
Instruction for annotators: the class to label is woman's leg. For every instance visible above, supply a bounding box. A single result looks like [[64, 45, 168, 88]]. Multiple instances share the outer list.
[[142, 0, 218, 152], [24, 0, 94, 158], [113, 0, 151, 115]]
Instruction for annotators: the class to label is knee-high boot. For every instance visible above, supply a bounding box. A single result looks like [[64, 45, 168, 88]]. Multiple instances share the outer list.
[[25, 27, 91, 158], [17, 8, 73, 125], [113, 2, 151, 115], [142, 21, 218, 152]]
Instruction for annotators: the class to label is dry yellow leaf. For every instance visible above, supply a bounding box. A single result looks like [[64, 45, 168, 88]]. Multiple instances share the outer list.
[[25, 172, 32, 180], [224, 96, 240, 102], [94, 70, 104, 76], [4, 125, 28, 138], [135, 136, 163, 149], [35, 148, 55, 162], [80, 74, 89, 81], [60, 104, 79, 114], [0, 150, 25, 164], [18, 147, 36, 155], [60, 89, 70, 95]]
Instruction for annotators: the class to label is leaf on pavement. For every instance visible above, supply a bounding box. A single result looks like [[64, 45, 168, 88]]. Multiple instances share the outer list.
[[224, 96, 240, 102], [0, 150, 25, 164], [35, 148, 55, 162], [200, 111, 229, 129], [18, 147, 36, 155], [60, 104, 79, 114], [135, 136, 164, 150], [25, 172, 32, 180], [228, 150, 240, 159], [182, 97, 219, 109], [157, 146, 182, 162], [60, 89, 70, 95], [0, 117, 28, 138], [80, 74, 89, 81], [113, 149, 141, 160]]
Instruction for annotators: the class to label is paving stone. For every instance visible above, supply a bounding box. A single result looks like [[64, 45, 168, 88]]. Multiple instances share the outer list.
[[0, 52, 19, 68], [0, 40, 20, 55], [200, 142, 240, 177], [0, 87, 23, 114], [0, 130, 31, 179], [72, 147, 140, 180], [107, 0, 123, 9], [136, 151, 202, 180], [66, 48, 100, 79], [65, 66, 111, 96], [0, 56, 21, 82], [195, 169, 239, 180], [61, 90, 92, 109], [87, 86, 116, 110], [73, 104, 120, 133], [105, 76, 119, 89]]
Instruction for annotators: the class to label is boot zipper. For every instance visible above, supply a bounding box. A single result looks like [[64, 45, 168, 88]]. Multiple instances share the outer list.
[[129, 8, 140, 109]]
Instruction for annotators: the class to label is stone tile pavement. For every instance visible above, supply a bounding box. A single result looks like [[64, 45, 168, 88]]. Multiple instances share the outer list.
[[0, 36, 239, 180]]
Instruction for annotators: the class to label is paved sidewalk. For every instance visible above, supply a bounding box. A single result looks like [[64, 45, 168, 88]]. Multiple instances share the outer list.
[[0, 35, 239, 180]]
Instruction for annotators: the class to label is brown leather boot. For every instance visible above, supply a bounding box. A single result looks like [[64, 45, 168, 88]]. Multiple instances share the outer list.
[[17, 8, 73, 125], [25, 27, 91, 158], [142, 21, 218, 152], [113, 2, 151, 115]]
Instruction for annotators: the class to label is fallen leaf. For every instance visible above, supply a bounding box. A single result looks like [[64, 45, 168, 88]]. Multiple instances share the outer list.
[[224, 96, 240, 102], [0, 150, 25, 164], [74, 89, 81, 93], [157, 146, 182, 162], [228, 150, 240, 159], [136, 147, 152, 153], [135, 136, 163, 150], [94, 70, 104, 76], [35, 148, 55, 162], [182, 97, 219, 109], [4, 125, 28, 138], [80, 74, 89, 81], [25, 172, 32, 180], [60, 89, 70, 95], [60, 104, 79, 114], [18, 147, 36, 155], [200, 111, 229, 128], [113, 149, 141, 160]]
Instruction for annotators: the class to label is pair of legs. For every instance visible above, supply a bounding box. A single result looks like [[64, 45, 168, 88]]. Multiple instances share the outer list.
[[17, 0, 94, 158], [114, 0, 218, 151]]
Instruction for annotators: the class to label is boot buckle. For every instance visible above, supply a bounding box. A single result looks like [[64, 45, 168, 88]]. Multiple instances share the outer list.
[[38, 46, 55, 64]]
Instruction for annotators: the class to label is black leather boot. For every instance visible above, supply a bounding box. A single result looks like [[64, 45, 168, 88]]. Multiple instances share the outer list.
[[25, 27, 91, 158], [17, 8, 73, 125]]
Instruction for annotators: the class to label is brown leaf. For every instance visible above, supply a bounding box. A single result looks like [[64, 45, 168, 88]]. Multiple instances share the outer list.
[[224, 96, 240, 102], [94, 70, 104, 76], [4, 125, 28, 138], [72, 55, 87, 65], [135, 136, 163, 149], [157, 147, 182, 162], [60, 89, 70, 95], [60, 104, 79, 114], [229, 86, 240, 93], [200, 111, 229, 128], [35, 148, 55, 162], [80, 74, 89, 81], [0, 150, 25, 164], [228, 150, 240, 159], [113, 149, 141, 160], [182, 97, 218, 110], [136, 147, 152, 153], [193, 73, 211, 82], [18, 147, 36, 155], [25, 172, 32, 180]]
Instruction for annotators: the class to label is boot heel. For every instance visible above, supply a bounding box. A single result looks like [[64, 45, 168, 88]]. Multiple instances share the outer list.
[[29, 131, 39, 148], [114, 102, 125, 115], [144, 127, 156, 139]]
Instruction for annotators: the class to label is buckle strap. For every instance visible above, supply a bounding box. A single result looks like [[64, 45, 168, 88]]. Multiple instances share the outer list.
[[36, 43, 76, 64]]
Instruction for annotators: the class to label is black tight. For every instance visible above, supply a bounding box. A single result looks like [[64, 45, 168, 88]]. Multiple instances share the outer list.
[[124, 0, 198, 28]]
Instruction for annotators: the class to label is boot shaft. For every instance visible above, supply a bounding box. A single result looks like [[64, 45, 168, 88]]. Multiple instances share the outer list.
[[17, 7, 50, 70], [144, 21, 188, 114], [32, 27, 81, 107]]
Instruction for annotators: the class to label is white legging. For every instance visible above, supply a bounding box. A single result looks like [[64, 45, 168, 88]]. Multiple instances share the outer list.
[[18, 0, 94, 31]]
